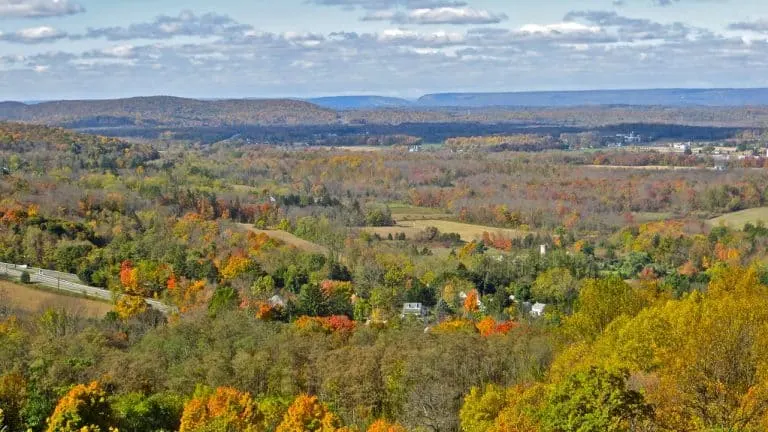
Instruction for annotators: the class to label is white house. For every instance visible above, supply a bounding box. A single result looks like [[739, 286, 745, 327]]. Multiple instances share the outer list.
[[268, 295, 286, 308], [402, 303, 426, 317], [530, 303, 547, 317]]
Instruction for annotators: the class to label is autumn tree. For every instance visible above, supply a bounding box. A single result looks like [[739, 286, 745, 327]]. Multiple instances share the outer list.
[[460, 385, 507, 432], [541, 367, 653, 432], [367, 419, 406, 432], [463, 289, 480, 316], [0, 372, 26, 432], [179, 386, 264, 432], [276, 394, 342, 432], [531, 268, 577, 307], [46, 381, 116, 432]]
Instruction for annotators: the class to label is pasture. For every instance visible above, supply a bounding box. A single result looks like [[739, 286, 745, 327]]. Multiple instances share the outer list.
[[364, 219, 524, 243], [709, 207, 768, 228], [0, 279, 112, 317], [241, 225, 329, 254]]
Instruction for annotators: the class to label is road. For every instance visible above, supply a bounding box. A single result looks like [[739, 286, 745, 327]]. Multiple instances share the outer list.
[[0, 262, 176, 314]]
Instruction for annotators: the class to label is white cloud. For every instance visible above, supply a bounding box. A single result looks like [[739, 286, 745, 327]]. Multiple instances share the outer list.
[[364, 6, 507, 25], [0, 0, 84, 18], [519, 22, 602, 35], [84, 10, 251, 41], [1, 9, 766, 99], [0, 25, 66, 43], [308, 0, 467, 10]]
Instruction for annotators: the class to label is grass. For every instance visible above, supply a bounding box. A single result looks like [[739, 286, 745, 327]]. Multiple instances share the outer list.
[[633, 212, 675, 223], [708, 207, 768, 228], [363, 219, 524, 243], [388, 204, 453, 221], [240, 224, 329, 254], [0, 279, 112, 317]]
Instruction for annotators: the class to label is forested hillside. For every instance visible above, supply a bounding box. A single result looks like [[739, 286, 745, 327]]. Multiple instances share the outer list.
[[4, 97, 768, 134], [0, 97, 339, 128], [3, 123, 768, 431]]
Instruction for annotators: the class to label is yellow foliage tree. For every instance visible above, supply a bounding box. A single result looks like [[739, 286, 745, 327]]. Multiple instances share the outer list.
[[46, 381, 116, 432], [114, 295, 149, 320], [179, 386, 264, 432], [219, 254, 254, 281], [276, 394, 342, 432], [366, 419, 406, 432], [551, 265, 768, 431]]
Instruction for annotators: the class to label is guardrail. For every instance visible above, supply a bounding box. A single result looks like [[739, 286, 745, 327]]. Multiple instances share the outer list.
[[0, 261, 176, 314]]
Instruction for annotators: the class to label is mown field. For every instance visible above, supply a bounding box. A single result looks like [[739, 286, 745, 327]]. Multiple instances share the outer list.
[[709, 207, 768, 227], [0, 279, 112, 317], [389, 204, 454, 221], [241, 225, 329, 254], [364, 219, 524, 242]]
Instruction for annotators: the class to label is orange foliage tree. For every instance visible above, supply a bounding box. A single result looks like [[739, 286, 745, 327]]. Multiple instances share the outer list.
[[475, 317, 517, 337], [179, 387, 264, 432], [276, 394, 342, 432], [294, 316, 356, 335], [167, 279, 209, 313], [46, 381, 115, 432], [116, 260, 149, 320], [367, 419, 407, 432], [463, 290, 480, 315]]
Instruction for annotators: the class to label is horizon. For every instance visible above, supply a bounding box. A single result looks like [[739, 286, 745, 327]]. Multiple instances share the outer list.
[[9, 85, 768, 104], [2, 1, 768, 100]]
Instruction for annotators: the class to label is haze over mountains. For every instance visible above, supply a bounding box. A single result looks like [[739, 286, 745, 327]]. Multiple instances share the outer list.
[[4, 89, 768, 132], [307, 88, 768, 109]]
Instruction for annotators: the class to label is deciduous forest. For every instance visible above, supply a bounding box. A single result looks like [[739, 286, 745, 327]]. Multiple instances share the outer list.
[[2, 120, 768, 432]]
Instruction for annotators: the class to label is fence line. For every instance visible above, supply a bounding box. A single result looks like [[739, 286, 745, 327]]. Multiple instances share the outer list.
[[0, 261, 176, 314]]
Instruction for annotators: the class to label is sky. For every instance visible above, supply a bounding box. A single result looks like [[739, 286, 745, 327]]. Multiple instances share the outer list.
[[2, 0, 768, 100]]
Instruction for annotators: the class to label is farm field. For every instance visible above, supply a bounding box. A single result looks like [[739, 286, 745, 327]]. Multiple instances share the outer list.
[[586, 164, 708, 171], [708, 207, 768, 227], [0, 279, 112, 317], [241, 224, 329, 254], [389, 204, 453, 221], [363, 219, 524, 242], [633, 212, 675, 223]]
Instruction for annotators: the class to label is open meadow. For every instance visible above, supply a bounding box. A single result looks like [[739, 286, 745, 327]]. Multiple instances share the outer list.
[[0, 279, 112, 317], [363, 219, 524, 242], [709, 207, 768, 227]]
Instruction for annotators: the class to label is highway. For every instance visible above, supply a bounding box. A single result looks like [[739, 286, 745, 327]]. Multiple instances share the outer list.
[[0, 261, 176, 314]]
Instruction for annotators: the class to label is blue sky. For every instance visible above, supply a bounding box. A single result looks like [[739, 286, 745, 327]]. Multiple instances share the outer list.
[[2, 0, 768, 100]]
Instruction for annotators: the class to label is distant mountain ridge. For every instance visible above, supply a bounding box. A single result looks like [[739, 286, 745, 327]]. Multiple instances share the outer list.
[[4, 89, 768, 130], [0, 96, 339, 128], [306, 96, 413, 109], [415, 88, 768, 107], [309, 88, 768, 109]]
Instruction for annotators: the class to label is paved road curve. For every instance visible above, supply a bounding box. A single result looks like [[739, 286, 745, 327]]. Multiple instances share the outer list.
[[0, 261, 176, 314]]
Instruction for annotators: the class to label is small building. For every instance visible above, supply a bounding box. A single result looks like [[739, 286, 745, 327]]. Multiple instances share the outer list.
[[530, 303, 547, 317], [402, 303, 426, 317], [268, 295, 286, 308], [540, 244, 547, 256]]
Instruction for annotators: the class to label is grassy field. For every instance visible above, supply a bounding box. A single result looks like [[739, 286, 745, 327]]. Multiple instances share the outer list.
[[586, 165, 706, 171], [389, 204, 453, 221], [364, 219, 523, 243], [241, 224, 329, 254], [0, 279, 112, 317], [709, 207, 768, 227], [633, 212, 675, 223]]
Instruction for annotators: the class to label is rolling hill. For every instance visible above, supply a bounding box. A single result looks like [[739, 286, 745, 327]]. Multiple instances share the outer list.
[[0, 96, 340, 128]]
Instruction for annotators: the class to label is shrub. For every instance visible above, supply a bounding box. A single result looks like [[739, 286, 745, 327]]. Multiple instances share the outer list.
[[19, 272, 30, 284]]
